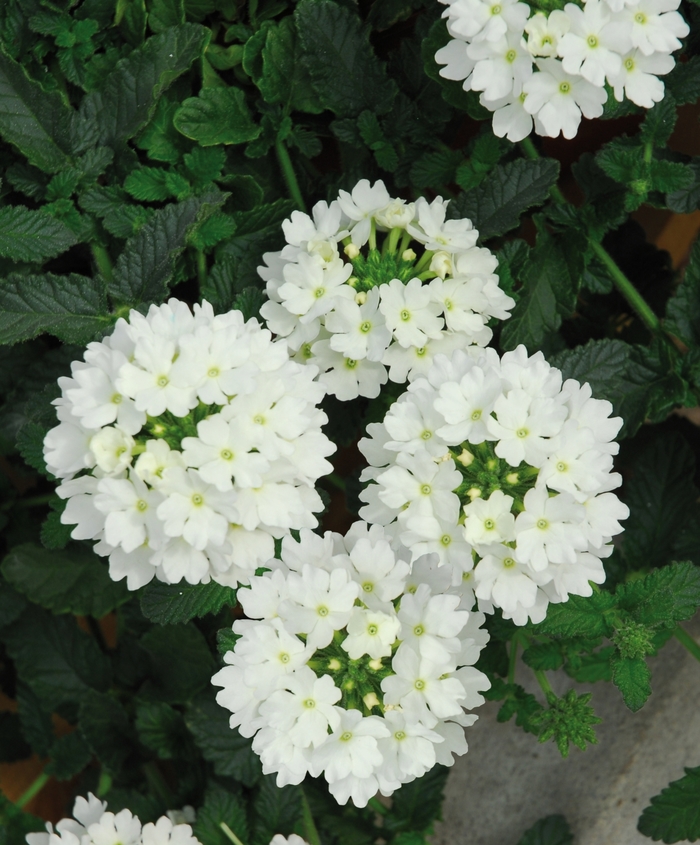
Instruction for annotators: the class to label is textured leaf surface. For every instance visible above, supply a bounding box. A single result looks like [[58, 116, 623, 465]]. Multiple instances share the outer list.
[[295, 0, 397, 118], [45, 731, 92, 780], [638, 766, 700, 843], [616, 561, 700, 628], [186, 693, 262, 786], [621, 434, 697, 569], [2, 543, 130, 618], [0, 207, 76, 262], [80, 24, 209, 147], [501, 229, 581, 351], [140, 580, 237, 625], [3, 606, 111, 710], [110, 191, 225, 305], [550, 339, 678, 438], [0, 273, 109, 345], [79, 689, 136, 773], [251, 777, 301, 845], [535, 593, 617, 639], [194, 785, 249, 845], [174, 87, 260, 146], [140, 624, 215, 704], [450, 158, 560, 241], [611, 654, 651, 712], [666, 236, 700, 345], [517, 814, 573, 845], [0, 46, 73, 172]]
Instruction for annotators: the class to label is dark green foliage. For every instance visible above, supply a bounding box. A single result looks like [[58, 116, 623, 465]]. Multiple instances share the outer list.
[[139, 623, 215, 704], [135, 700, 193, 759], [638, 766, 700, 843], [385, 765, 449, 834], [250, 777, 302, 845], [45, 731, 92, 780], [194, 784, 249, 845], [2, 542, 131, 617], [140, 580, 237, 624], [450, 158, 560, 240], [79, 689, 137, 772], [186, 693, 262, 787], [0, 712, 30, 762], [517, 815, 573, 845], [0, 207, 76, 262]]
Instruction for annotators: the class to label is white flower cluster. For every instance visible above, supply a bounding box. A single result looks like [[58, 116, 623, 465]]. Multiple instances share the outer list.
[[258, 179, 515, 400], [436, 0, 689, 140], [43, 299, 334, 590], [26, 794, 200, 845], [212, 523, 490, 807], [358, 345, 630, 625]]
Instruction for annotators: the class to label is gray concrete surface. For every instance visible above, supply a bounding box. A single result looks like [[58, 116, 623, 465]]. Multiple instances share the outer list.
[[432, 617, 700, 845]]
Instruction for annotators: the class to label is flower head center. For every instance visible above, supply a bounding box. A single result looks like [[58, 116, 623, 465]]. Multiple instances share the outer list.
[[191, 493, 204, 507], [414, 679, 426, 690], [157, 375, 169, 387], [484, 518, 496, 530], [360, 321, 372, 334], [414, 625, 425, 637], [207, 367, 220, 378], [367, 624, 379, 636], [345, 358, 358, 370], [303, 698, 316, 709], [394, 730, 407, 741], [471, 409, 482, 421], [503, 556, 516, 568], [505, 48, 517, 63], [317, 605, 329, 617], [111, 393, 122, 405], [340, 731, 353, 742], [635, 11, 646, 22], [536, 518, 549, 530], [441, 534, 452, 546], [559, 81, 571, 94], [136, 499, 148, 512], [280, 652, 290, 664], [314, 287, 326, 299], [420, 484, 432, 495], [556, 461, 567, 472], [362, 582, 374, 593], [400, 309, 411, 322], [516, 428, 529, 439], [587, 34, 598, 47], [220, 449, 234, 461]]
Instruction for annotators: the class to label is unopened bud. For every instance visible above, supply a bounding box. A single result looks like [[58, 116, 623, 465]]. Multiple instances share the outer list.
[[344, 243, 360, 259], [355, 291, 367, 305], [368, 658, 383, 671], [456, 449, 474, 467], [347, 276, 358, 288], [363, 692, 380, 710], [467, 487, 482, 500], [402, 248, 417, 262], [505, 472, 519, 484], [328, 658, 342, 671], [430, 250, 452, 279]]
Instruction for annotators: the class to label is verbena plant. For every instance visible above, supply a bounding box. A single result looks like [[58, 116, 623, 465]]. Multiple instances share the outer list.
[[2, 1, 700, 844]]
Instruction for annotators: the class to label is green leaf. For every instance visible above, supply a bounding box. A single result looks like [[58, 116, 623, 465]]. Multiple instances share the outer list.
[[79, 689, 136, 772], [533, 689, 601, 757], [517, 815, 573, 845], [410, 148, 462, 189], [257, 17, 323, 113], [174, 87, 260, 146], [549, 338, 680, 439], [79, 24, 209, 148], [2, 543, 131, 617], [666, 235, 700, 346], [195, 784, 249, 845], [0, 795, 44, 845], [596, 142, 643, 184], [15, 683, 54, 757], [183, 146, 226, 187], [450, 157, 559, 241], [0, 713, 30, 763], [640, 95, 678, 148], [135, 96, 184, 163], [3, 606, 111, 710], [110, 191, 225, 305], [386, 765, 448, 834], [666, 55, 700, 105], [0, 44, 73, 172], [0, 577, 27, 628], [124, 166, 173, 201], [186, 692, 262, 786], [216, 627, 238, 656], [232, 286, 265, 321], [638, 766, 700, 843], [251, 777, 301, 845], [189, 211, 237, 250], [648, 159, 694, 194], [0, 273, 110, 346], [611, 654, 651, 712], [535, 592, 617, 639], [140, 579, 237, 625], [666, 159, 700, 214], [621, 434, 697, 569], [522, 641, 564, 671], [295, 0, 397, 118], [0, 206, 76, 262], [148, 0, 185, 32], [500, 228, 582, 351], [45, 730, 92, 780], [135, 701, 192, 759], [140, 623, 215, 704]]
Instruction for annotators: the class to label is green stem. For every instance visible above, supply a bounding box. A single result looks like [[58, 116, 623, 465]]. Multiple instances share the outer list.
[[91, 243, 114, 284], [196, 249, 207, 292], [275, 138, 306, 212], [300, 787, 322, 845], [589, 240, 661, 335], [16, 771, 49, 809], [414, 249, 434, 274], [387, 226, 402, 256], [675, 626, 700, 663], [220, 822, 246, 845], [325, 472, 347, 492], [508, 631, 520, 686], [533, 668, 554, 699], [398, 230, 412, 255], [369, 218, 377, 252], [368, 795, 389, 816], [143, 762, 173, 808], [13, 493, 55, 509], [97, 770, 112, 798], [643, 140, 653, 165]]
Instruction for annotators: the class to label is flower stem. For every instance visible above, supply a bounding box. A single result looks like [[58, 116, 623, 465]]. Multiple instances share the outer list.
[[508, 632, 520, 685], [16, 771, 49, 809], [368, 795, 389, 816], [220, 822, 247, 845], [275, 138, 307, 212], [300, 786, 322, 845], [675, 626, 700, 663], [589, 240, 661, 335], [97, 770, 112, 798], [91, 243, 114, 283], [520, 135, 661, 336], [196, 249, 207, 292], [533, 668, 554, 699]]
